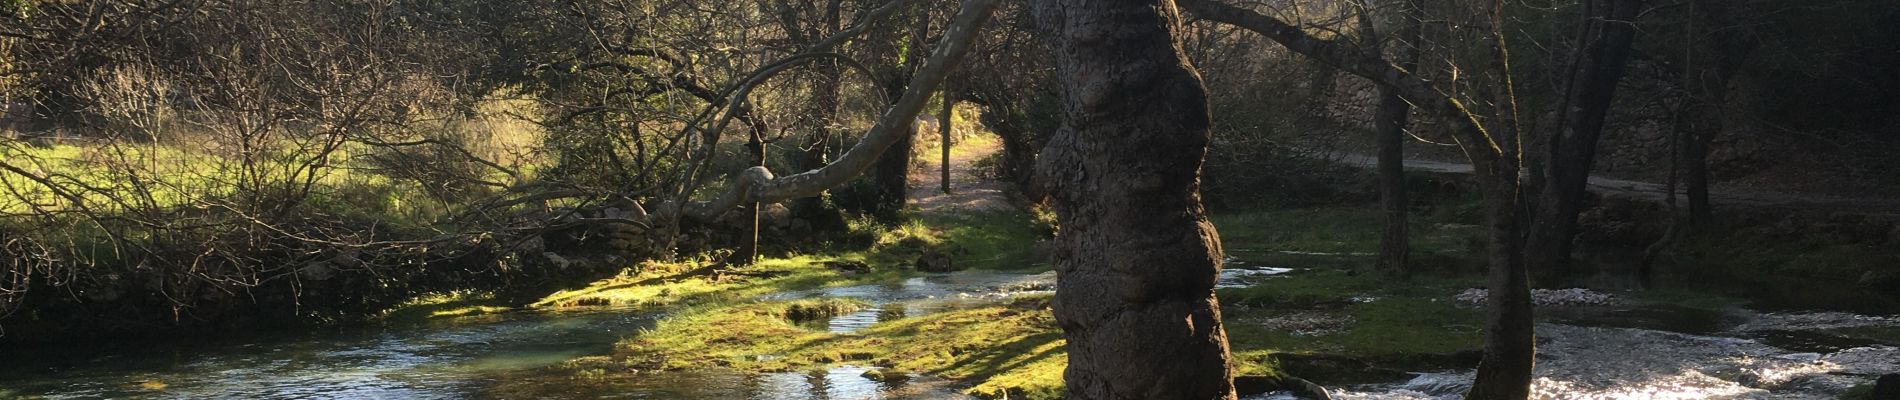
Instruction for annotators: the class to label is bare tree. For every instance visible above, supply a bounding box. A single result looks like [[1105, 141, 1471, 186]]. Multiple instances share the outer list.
[[1179, 0, 1539, 397]]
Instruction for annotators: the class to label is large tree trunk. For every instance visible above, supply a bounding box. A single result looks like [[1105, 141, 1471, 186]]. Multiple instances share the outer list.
[[1034, 1, 1236, 398], [1525, 0, 1642, 288]]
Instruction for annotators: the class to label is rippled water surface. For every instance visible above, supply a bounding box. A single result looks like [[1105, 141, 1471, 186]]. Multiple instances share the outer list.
[[0, 271, 1056, 399]]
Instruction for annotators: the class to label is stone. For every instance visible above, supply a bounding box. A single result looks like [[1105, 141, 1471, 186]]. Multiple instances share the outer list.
[[859, 368, 909, 382]]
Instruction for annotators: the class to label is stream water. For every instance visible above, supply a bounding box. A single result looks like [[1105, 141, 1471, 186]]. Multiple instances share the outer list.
[[2, 266, 1895, 399], [0, 271, 1058, 399]]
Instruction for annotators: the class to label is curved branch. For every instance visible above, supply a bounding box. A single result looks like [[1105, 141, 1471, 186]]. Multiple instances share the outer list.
[[1177, 0, 1503, 158], [685, 0, 999, 221]]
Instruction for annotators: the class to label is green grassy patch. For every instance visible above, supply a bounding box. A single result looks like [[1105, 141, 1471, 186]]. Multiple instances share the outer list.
[[1669, 222, 1900, 281], [380, 290, 512, 322], [1209, 205, 1484, 267], [581, 295, 1067, 399], [529, 255, 907, 309], [1220, 268, 1484, 363]]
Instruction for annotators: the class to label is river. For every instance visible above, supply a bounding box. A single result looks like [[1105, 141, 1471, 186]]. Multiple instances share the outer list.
[[1, 267, 1895, 399]]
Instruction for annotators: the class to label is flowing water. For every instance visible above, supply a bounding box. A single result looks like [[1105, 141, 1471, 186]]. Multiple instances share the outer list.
[[0, 271, 1057, 399], [3, 266, 1895, 400], [1250, 300, 1900, 400], [0, 306, 655, 399]]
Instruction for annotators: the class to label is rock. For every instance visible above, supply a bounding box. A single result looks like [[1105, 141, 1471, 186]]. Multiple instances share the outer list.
[[915, 250, 959, 273], [1287, 377, 1334, 400], [1232, 375, 1280, 396], [1875, 373, 1900, 400], [1231, 375, 1331, 399], [761, 203, 792, 230], [543, 252, 571, 269], [859, 368, 909, 382]]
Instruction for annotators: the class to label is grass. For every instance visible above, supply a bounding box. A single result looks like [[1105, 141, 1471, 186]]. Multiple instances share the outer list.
[[1672, 228, 1897, 280], [528, 203, 1499, 398], [586, 295, 1068, 399], [379, 290, 514, 322], [1209, 204, 1484, 261]]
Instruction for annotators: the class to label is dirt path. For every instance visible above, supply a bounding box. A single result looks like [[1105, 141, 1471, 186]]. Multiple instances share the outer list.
[[1338, 154, 1900, 216], [908, 136, 1014, 214]]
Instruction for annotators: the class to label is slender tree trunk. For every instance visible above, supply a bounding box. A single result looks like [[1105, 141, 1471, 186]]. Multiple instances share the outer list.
[[941, 87, 955, 194], [1679, 0, 1751, 227], [1373, 94, 1410, 273], [1468, 3, 1535, 396], [1034, 1, 1235, 398], [734, 117, 767, 266], [1683, 115, 1712, 225], [1373, 0, 1422, 274], [1525, 0, 1641, 288], [1467, 158, 1534, 400]]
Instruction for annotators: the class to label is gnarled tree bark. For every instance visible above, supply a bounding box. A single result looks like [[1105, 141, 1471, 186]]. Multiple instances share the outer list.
[[1034, 0, 1236, 398]]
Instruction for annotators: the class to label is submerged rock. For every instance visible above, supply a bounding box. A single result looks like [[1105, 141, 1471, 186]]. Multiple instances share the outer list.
[[914, 250, 959, 272]]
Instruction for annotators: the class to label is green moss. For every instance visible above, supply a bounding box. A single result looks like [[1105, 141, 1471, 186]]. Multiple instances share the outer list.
[[622, 298, 872, 371], [380, 290, 510, 322], [607, 295, 1073, 399], [529, 255, 910, 309], [1840, 382, 1874, 400]]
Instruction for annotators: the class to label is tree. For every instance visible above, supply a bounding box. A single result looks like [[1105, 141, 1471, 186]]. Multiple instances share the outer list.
[[1525, 0, 1644, 287], [1178, 0, 1537, 397], [686, 0, 995, 222], [940, 85, 955, 194], [1366, 0, 1423, 274], [1033, 0, 1236, 398]]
